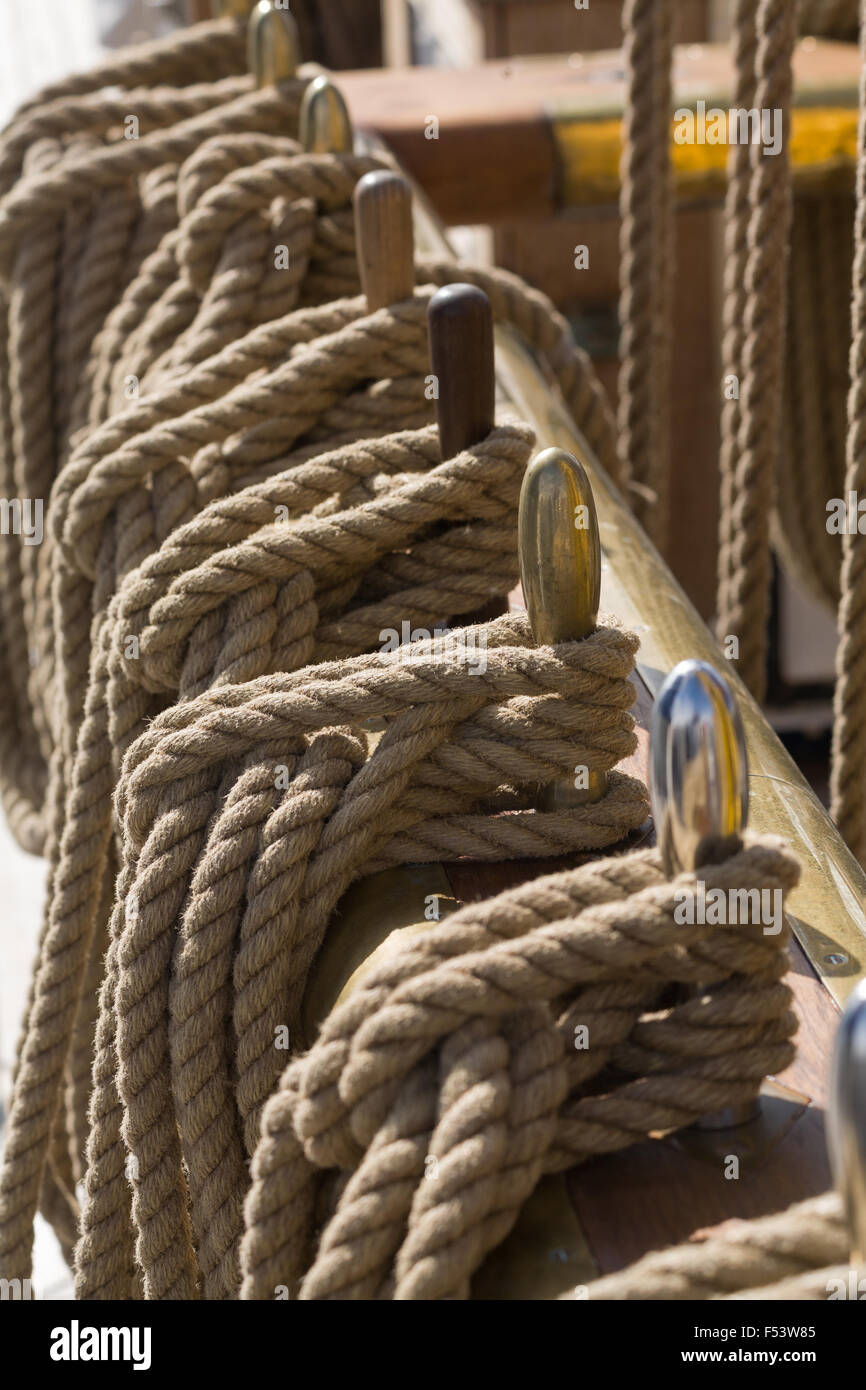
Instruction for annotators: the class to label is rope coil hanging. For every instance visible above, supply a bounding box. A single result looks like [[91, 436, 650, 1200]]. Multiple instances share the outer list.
[[617, 0, 674, 551], [0, 2, 849, 1307], [0, 76, 636, 1284], [0, 21, 304, 855], [715, 0, 796, 703], [240, 833, 798, 1300], [69, 611, 647, 1300]]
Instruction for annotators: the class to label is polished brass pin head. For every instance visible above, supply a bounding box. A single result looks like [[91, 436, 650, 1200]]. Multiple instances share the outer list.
[[247, 0, 300, 87], [518, 446, 605, 807], [650, 659, 748, 877], [828, 978, 866, 1266], [518, 446, 600, 649], [299, 74, 353, 153]]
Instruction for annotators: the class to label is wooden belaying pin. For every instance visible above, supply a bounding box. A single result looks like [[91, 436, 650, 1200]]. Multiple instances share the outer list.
[[518, 446, 606, 807], [299, 74, 353, 154], [427, 283, 495, 462], [827, 979, 866, 1267], [247, 0, 300, 87], [651, 659, 758, 1128], [353, 171, 416, 313]]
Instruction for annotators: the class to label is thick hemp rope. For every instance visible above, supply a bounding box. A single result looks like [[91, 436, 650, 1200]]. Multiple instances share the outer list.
[[62, 611, 648, 1300], [0, 238, 620, 1283], [831, 0, 866, 861], [0, 36, 309, 855], [39, 145, 382, 819], [579, 1192, 847, 1300], [0, 67, 364, 1263], [617, 0, 674, 551], [0, 7, 813, 1307], [4, 298, 433, 1274], [0, 13, 285, 1258], [25, 227, 612, 1224], [238, 833, 797, 1300], [716, 0, 795, 703], [46, 263, 611, 847]]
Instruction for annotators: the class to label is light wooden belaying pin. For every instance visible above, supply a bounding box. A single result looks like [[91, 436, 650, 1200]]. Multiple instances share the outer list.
[[247, 0, 300, 87], [354, 171, 415, 312], [299, 74, 353, 154], [651, 659, 757, 1128], [650, 659, 748, 877], [827, 979, 866, 1267], [519, 446, 605, 808]]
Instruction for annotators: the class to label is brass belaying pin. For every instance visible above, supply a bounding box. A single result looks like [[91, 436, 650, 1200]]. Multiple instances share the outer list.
[[827, 978, 866, 1267], [651, 659, 759, 1128], [518, 446, 606, 808], [247, 0, 300, 87], [354, 170, 416, 311], [299, 74, 353, 154]]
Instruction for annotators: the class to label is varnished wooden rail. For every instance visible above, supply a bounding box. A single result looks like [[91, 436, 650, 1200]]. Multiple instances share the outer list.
[[336, 38, 859, 224]]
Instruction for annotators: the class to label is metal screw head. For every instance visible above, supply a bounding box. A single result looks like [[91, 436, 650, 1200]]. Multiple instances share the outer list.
[[650, 659, 748, 876]]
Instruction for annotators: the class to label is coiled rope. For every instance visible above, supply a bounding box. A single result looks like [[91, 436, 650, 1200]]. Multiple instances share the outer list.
[[0, 42, 624, 1291], [0, 17, 303, 855], [240, 833, 797, 1299], [0, 11, 814, 1305], [68, 611, 647, 1300]]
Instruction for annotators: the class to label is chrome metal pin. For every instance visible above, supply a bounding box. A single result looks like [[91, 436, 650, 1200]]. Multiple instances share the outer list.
[[651, 659, 757, 1128], [827, 978, 866, 1267], [650, 659, 748, 877], [518, 446, 606, 807]]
